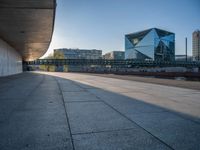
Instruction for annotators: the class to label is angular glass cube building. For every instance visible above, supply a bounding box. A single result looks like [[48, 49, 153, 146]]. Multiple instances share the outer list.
[[125, 28, 175, 61]]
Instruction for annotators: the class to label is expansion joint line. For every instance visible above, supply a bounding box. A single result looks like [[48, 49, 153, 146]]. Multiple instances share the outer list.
[[72, 127, 136, 136], [54, 77, 75, 150], [88, 91, 175, 150]]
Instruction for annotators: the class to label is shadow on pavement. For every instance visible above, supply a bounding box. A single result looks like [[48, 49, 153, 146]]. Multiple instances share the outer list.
[[0, 71, 200, 150]]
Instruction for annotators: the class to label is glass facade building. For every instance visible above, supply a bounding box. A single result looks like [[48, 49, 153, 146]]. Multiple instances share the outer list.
[[125, 28, 175, 61]]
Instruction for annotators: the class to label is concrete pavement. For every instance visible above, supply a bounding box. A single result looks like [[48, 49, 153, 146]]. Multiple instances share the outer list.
[[0, 71, 200, 150]]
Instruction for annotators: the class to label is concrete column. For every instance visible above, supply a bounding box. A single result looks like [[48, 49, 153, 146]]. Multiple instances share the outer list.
[[0, 38, 22, 76]]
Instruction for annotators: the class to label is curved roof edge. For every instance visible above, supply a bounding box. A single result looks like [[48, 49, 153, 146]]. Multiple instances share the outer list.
[[0, 0, 57, 61]]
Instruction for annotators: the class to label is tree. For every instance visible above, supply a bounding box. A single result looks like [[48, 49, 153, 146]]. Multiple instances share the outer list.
[[53, 51, 65, 59], [39, 51, 65, 72], [43, 51, 65, 59]]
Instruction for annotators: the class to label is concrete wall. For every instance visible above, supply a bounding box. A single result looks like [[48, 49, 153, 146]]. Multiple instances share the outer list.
[[0, 38, 22, 76]]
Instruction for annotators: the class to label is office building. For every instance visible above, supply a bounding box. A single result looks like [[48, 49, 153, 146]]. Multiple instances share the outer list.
[[54, 48, 102, 59], [103, 51, 125, 59], [192, 30, 200, 61], [125, 28, 175, 61]]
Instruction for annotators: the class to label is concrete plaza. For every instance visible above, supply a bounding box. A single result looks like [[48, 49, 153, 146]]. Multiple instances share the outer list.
[[0, 71, 200, 150]]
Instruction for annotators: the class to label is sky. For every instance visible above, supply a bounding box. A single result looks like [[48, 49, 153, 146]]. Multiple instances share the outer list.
[[43, 0, 200, 57]]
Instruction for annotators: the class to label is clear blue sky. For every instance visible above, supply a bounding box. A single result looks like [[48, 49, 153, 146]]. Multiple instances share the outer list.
[[44, 0, 200, 57]]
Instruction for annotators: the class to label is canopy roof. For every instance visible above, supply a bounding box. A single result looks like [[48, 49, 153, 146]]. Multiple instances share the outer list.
[[0, 0, 56, 61]]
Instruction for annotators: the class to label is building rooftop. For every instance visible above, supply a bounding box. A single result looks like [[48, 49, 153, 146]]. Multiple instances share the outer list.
[[125, 28, 174, 38]]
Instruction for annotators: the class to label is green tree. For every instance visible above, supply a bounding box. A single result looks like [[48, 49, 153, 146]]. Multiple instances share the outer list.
[[53, 51, 65, 59], [39, 51, 65, 72], [43, 51, 65, 59]]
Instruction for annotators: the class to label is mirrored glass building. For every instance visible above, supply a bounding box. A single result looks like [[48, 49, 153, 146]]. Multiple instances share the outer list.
[[125, 28, 175, 61]]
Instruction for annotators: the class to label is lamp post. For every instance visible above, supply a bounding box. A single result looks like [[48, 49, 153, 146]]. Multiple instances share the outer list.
[[198, 34, 200, 61], [185, 37, 187, 62]]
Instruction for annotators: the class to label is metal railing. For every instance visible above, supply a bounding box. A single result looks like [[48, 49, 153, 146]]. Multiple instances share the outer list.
[[24, 59, 200, 68]]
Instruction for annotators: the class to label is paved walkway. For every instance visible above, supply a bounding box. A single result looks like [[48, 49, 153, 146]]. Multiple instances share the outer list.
[[0, 71, 200, 150], [90, 73, 200, 91]]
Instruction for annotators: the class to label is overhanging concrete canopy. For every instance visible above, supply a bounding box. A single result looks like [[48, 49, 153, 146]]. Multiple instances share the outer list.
[[0, 0, 56, 61]]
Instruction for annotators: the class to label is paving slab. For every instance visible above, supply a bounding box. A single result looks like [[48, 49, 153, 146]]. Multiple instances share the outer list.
[[0, 99, 23, 123], [65, 101, 135, 134], [20, 94, 63, 110], [60, 83, 85, 92], [88, 88, 166, 114], [127, 112, 200, 150], [73, 129, 171, 150], [0, 87, 32, 99], [0, 102, 73, 150], [63, 91, 100, 102], [74, 82, 98, 89]]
